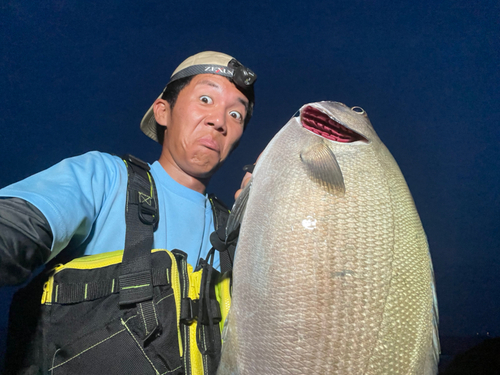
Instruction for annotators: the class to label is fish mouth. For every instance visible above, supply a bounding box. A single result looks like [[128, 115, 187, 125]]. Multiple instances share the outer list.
[[301, 105, 369, 143]]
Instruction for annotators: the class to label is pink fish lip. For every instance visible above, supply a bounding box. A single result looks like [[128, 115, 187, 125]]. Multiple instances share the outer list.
[[198, 136, 220, 152], [301, 105, 369, 143]]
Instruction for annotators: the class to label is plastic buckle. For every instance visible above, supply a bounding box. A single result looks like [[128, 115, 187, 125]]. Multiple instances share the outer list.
[[180, 298, 198, 324], [137, 191, 158, 226], [144, 324, 163, 347]]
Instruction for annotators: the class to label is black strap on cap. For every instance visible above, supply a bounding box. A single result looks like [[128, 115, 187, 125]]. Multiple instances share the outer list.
[[169, 60, 256, 90]]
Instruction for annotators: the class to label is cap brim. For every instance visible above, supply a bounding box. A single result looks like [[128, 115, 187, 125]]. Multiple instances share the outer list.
[[140, 95, 162, 143]]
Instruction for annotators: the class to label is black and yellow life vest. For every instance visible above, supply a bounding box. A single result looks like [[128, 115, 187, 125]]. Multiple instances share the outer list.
[[5, 155, 234, 375]]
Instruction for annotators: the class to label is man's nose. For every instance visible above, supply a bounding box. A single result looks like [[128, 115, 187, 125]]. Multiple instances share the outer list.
[[206, 108, 226, 133]]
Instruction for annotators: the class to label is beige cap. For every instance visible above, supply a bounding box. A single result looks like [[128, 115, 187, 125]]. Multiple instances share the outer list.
[[140, 51, 256, 143]]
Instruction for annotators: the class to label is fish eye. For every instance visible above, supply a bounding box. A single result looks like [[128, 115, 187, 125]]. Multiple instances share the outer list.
[[229, 110, 242, 121], [351, 106, 365, 114], [200, 95, 213, 104]]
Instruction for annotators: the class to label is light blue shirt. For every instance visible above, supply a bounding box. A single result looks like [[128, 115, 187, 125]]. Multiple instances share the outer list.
[[0, 151, 218, 268]]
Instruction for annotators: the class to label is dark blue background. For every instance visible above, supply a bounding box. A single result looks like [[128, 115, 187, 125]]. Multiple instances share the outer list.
[[1, 0, 498, 365]]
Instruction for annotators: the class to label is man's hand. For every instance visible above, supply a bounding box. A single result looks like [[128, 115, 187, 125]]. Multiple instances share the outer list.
[[234, 171, 253, 200], [234, 153, 263, 200]]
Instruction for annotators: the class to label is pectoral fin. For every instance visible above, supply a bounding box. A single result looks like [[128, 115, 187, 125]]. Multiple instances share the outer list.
[[300, 142, 345, 195]]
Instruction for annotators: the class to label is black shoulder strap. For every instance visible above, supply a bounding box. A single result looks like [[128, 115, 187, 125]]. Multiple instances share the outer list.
[[208, 194, 236, 274], [119, 154, 159, 304], [119, 154, 161, 340]]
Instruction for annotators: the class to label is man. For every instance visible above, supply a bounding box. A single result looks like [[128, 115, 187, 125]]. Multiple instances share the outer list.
[[0, 51, 256, 374], [0, 51, 256, 286]]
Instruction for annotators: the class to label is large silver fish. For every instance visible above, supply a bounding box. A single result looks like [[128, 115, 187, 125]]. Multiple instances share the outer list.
[[217, 101, 439, 375]]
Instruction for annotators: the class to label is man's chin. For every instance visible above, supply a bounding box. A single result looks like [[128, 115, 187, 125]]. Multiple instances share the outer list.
[[197, 165, 222, 179], [189, 160, 223, 180]]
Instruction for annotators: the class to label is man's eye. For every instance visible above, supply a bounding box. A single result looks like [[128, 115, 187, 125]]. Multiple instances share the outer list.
[[200, 95, 213, 104], [229, 111, 242, 121]]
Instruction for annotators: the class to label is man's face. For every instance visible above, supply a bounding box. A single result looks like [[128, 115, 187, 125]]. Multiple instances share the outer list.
[[158, 74, 248, 179]]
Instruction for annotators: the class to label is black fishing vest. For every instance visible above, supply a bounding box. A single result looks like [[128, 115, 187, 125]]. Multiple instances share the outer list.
[[5, 154, 235, 375]]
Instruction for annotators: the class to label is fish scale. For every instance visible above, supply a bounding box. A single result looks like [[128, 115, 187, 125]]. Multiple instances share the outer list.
[[217, 102, 438, 375]]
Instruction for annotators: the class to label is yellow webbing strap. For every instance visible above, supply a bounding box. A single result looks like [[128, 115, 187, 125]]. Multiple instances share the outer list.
[[188, 267, 204, 375], [166, 250, 183, 358], [215, 272, 232, 336], [41, 250, 126, 304], [188, 268, 233, 374]]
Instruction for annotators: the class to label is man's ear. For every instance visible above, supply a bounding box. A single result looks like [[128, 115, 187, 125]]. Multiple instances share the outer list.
[[153, 98, 170, 126]]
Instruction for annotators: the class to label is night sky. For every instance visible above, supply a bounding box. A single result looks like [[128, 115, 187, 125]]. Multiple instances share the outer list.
[[1, 0, 499, 364]]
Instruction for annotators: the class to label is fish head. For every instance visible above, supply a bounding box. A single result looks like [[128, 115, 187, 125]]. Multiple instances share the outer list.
[[299, 101, 380, 146], [247, 100, 385, 198], [282, 101, 381, 195]]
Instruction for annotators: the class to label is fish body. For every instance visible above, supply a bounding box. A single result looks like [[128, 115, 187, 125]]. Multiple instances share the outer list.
[[217, 101, 439, 375]]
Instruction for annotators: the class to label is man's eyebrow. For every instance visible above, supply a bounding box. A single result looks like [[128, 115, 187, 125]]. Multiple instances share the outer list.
[[196, 80, 220, 89], [238, 97, 249, 111]]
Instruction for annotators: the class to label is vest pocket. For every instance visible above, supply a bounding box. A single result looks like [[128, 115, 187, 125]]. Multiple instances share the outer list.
[[47, 286, 182, 374], [49, 312, 153, 374]]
